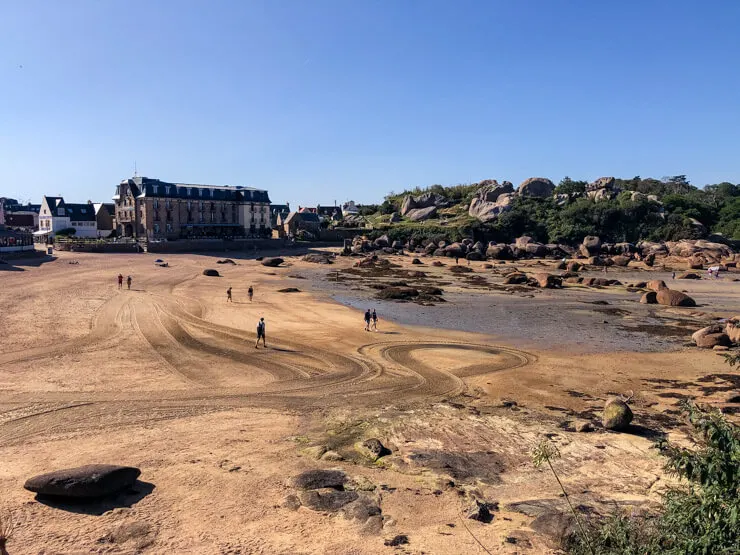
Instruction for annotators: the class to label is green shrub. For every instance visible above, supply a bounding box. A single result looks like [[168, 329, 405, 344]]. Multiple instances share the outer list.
[[567, 399, 740, 555]]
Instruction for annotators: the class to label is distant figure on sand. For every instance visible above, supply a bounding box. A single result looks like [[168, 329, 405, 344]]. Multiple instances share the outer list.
[[126, 275, 132, 290], [117, 274, 123, 289], [672, 271, 676, 280], [255, 317, 266, 348], [226, 287, 232, 302], [364, 309, 371, 331], [248, 286, 254, 302], [371, 309, 378, 331]]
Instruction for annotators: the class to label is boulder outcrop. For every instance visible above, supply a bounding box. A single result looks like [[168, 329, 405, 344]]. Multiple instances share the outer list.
[[518, 177, 555, 198]]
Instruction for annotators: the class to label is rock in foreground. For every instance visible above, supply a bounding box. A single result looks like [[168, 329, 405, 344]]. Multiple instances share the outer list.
[[292, 469, 348, 490], [602, 398, 633, 431], [656, 289, 696, 307], [24, 465, 141, 498], [261, 257, 284, 267]]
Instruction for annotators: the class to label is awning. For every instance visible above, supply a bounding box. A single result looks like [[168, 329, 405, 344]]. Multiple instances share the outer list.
[[33, 230, 51, 235]]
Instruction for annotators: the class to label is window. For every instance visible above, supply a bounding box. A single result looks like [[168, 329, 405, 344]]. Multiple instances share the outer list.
[[165, 186, 170, 195], [165, 200, 171, 210], [154, 223, 160, 233], [153, 185, 158, 194], [58, 208, 64, 216], [166, 211, 172, 222], [166, 223, 172, 233], [199, 213, 204, 223], [199, 201, 204, 211], [188, 188, 192, 196], [210, 189, 214, 197], [187, 201, 192, 210], [199, 188, 203, 197], [210, 202, 215, 211], [153, 199, 159, 210]]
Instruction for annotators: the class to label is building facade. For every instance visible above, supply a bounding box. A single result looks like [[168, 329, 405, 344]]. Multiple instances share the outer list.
[[113, 176, 271, 240], [37, 197, 99, 238]]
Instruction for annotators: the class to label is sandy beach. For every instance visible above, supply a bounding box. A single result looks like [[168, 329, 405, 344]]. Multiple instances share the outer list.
[[1, 249, 738, 554]]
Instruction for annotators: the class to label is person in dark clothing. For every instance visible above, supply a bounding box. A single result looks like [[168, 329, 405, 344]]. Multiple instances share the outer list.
[[226, 287, 232, 302], [364, 309, 371, 331], [248, 286, 254, 302], [371, 309, 378, 331], [126, 275, 132, 290], [255, 317, 266, 348], [117, 274, 123, 289]]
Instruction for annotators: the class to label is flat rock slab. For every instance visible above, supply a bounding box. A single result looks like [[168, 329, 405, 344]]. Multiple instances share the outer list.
[[292, 469, 347, 490], [298, 489, 358, 512], [25, 465, 141, 499]]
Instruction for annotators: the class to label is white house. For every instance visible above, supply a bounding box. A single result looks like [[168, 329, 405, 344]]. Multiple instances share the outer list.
[[342, 200, 359, 215], [37, 196, 99, 238]]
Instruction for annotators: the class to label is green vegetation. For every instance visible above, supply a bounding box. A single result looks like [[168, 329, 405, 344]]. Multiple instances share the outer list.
[[565, 397, 740, 555], [54, 227, 77, 236], [369, 176, 740, 244]]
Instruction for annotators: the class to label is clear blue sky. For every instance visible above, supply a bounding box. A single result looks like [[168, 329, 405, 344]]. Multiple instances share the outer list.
[[2, 1, 739, 207]]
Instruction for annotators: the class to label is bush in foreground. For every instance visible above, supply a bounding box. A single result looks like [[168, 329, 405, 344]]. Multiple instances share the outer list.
[[566, 399, 740, 555]]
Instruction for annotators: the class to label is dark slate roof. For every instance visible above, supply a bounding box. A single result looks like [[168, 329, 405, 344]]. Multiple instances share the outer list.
[[125, 176, 271, 204], [270, 204, 290, 214], [42, 196, 64, 211], [4, 202, 40, 213], [296, 212, 320, 223], [316, 206, 341, 216], [64, 203, 96, 222], [6, 213, 35, 227]]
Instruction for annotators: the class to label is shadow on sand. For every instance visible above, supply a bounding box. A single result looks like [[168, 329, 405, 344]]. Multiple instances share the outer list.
[[0, 254, 56, 272], [34, 480, 155, 515]]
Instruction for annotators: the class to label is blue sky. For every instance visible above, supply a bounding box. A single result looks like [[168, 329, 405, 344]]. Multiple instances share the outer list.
[[2, 1, 739, 207]]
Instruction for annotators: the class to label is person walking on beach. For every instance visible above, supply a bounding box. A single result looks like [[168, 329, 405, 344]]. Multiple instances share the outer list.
[[364, 309, 371, 331], [226, 287, 232, 302], [255, 317, 266, 348], [672, 271, 676, 280], [371, 309, 378, 331], [117, 274, 123, 289], [126, 275, 132, 290], [248, 286, 254, 302]]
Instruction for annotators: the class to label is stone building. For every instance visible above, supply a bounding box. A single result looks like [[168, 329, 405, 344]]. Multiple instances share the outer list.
[[113, 176, 271, 239]]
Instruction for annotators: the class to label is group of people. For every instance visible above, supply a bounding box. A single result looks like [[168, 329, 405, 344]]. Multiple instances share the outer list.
[[225, 286, 265, 348], [364, 309, 379, 331], [226, 286, 253, 303], [117, 274, 132, 290]]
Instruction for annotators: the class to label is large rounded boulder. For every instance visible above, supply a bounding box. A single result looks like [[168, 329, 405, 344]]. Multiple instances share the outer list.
[[203, 269, 220, 277], [581, 236, 602, 257], [692, 325, 731, 349], [656, 289, 696, 307], [646, 280, 667, 292], [602, 398, 633, 431], [534, 273, 561, 288], [518, 177, 555, 198], [261, 257, 284, 267], [503, 272, 528, 285], [24, 465, 141, 499], [640, 291, 658, 304]]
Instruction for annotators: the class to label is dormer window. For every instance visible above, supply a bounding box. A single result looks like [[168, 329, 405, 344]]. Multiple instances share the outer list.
[[188, 188, 192, 196], [210, 189, 214, 197], [58, 208, 65, 216], [199, 189, 203, 197], [153, 185, 158, 194], [165, 186, 170, 195]]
